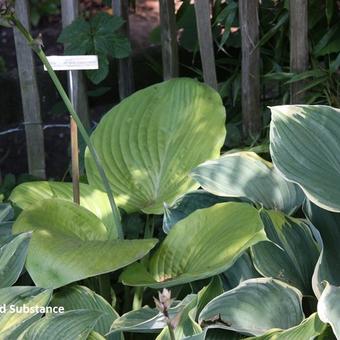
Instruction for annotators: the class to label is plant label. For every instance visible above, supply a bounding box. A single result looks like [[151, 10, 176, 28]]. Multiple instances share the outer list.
[[44, 55, 99, 71]]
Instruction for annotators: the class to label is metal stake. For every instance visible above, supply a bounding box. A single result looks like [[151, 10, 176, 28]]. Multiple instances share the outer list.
[[68, 70, 80, 205]]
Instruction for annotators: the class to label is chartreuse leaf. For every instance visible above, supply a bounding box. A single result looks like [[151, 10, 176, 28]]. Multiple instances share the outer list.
[[0, 287, 52, 339], [246, 313, 327, 339], [269, 105, 340, 212], [12, 199, 157, 288], [303, 200, 340, 298], [49, 285, 120, 338], [121, 202, 267, 288], [199, 278, 304, 336], [18, 310, 102, 340], [251, 210, 319, 295], [191, 152, 303, 214], [85, 78, 226, 214], [109, 294, 197, 334], [318, 283, 340, 338], [163, 190, 238, 233], [0, 232, 31, 288], [10, 181, 118, 239]]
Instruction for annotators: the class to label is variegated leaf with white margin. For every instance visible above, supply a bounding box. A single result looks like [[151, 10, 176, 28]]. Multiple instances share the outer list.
[[18, 310, 102, 340], [303, 199, 340, 298], [191, 152, 304, 214], [0, 287, 52, 339], [251, 209, 319, 295], [163, 190, 236, 233], [49, 285, 121, 339], [0, 232, 31, 288], [10, 181, 119, 239], [221, 252, 260, 291], [269, 105, 340, 212], [85, 78, 226, 214], [198, 278, 304, 336], [246, 313, 327, 339], [0, 203, 14, 222], [318, 283, 340, 339]]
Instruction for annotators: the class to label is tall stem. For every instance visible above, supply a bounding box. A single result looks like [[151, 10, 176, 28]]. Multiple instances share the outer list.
[[132, 287, 144, 310], [168, 323, 176, 340], [132, 214, 155, 310], [11, 15, 123, 239]]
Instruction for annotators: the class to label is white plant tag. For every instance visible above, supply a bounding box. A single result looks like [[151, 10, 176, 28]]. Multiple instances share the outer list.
[[44, 55, 99, 71]]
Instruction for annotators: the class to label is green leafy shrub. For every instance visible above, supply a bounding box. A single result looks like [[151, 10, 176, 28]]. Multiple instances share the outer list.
[[58, 12, 131, 84]]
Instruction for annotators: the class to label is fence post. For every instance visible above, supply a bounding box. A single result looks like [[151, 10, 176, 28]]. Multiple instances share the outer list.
[[112, 0, 135, 99], [239, 0, 261, 140], [13, 0, 46, 179], [194, 0, 218, 90], [61, 0, 91, 130], [159, 0, 179, 80], [290, 0, 308, 104]]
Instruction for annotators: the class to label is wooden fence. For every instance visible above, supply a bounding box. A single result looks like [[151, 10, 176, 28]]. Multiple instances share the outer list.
[[13, 0, 309, 179]]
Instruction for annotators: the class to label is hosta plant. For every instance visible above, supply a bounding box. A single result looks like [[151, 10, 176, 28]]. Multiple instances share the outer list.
[[5, 94, 340, 338], [1, 16, 340, 335]]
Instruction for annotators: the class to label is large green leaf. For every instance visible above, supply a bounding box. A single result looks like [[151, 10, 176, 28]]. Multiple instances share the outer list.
[[303, 200, 340, 297], [163, 190, 239, 233], [269, 105, 340, 212], [191, 152, 304, 214], [10, 181, 118, 239], [318, 283, 340, 338], [246, 313, 326, 339], [109, 294, 197, 334], [18, 310, 102, 340], [0, 287, 52, 338], [49, 285, 120, 338], [85, 78, 226, 214], [13, 199, 157, 288], [121, 202, 267, 288], [199, 278, 304, 336], [0, 232, 31, 288], [251, 210, 319, 295]]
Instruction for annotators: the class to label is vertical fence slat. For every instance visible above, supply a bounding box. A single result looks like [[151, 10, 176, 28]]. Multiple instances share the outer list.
[[194, 0, 218, 90], [239, 0, 261, 139], [113, 0, 135, 99], [290, 0, 308, 104], [61, 0, 90, 130], [159, 0, 179, 80], [13, 0, 46, 179]]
